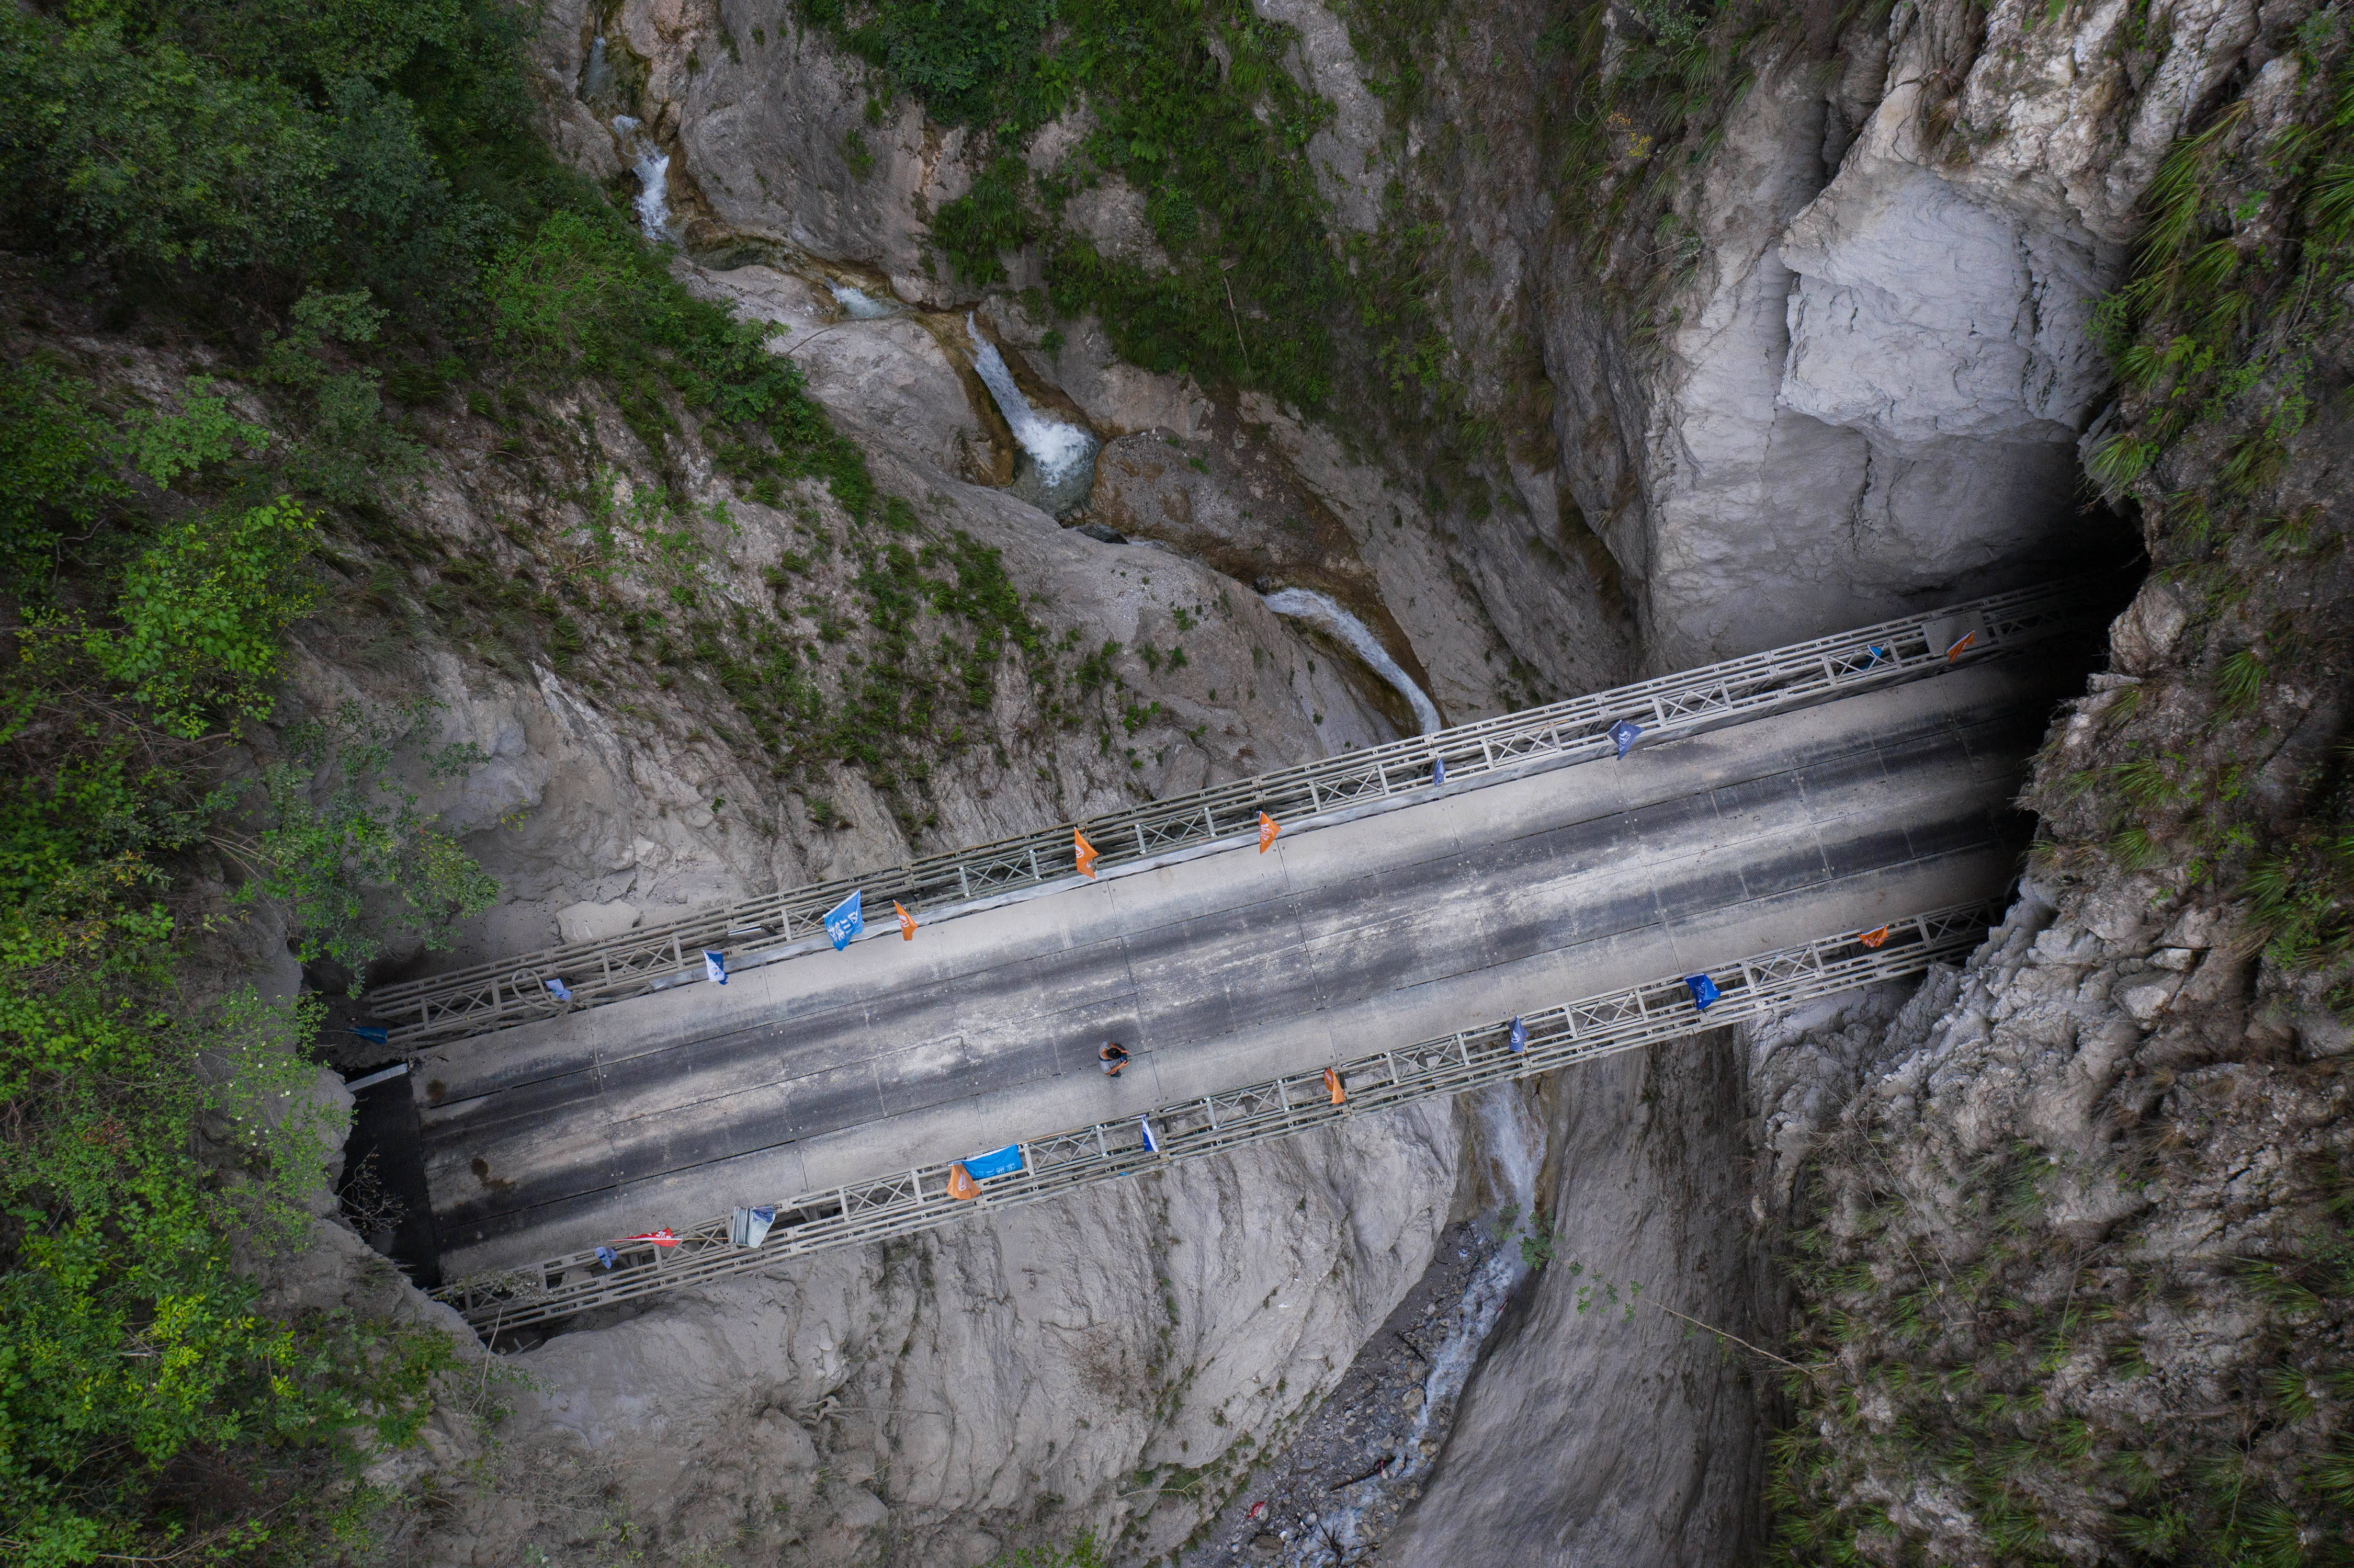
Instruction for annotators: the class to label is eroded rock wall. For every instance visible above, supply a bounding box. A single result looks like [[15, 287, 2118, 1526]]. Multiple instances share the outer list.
[[1376, 1028, 1772, 1565], [289, 1, 2348, 1562], [384, 1102, 1464, 1567], [1499, 0, 2276, 667], [273, 256, 1397, 973]]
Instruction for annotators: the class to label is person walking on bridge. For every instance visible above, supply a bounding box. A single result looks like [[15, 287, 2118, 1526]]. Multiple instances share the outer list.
[[1099, 1041, 1129, 1077]]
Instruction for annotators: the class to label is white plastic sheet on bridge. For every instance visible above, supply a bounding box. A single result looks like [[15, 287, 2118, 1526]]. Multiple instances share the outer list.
[[730, 1205, 776, 1247], [704, 948, 728, 985], [824, 890, 864, 950]]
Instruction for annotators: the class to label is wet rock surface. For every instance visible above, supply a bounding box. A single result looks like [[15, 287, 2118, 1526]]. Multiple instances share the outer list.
[[1179, 1221, 1504, 1568], [244, 0, 2340, 1561]]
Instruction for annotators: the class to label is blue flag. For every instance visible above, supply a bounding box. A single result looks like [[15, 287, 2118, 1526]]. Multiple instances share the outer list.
[[1139, 1116, 1161, 1155], [595, 1245, 617, 1269], [344, 1026, 390, 1046], [1609, 719, 1643, 758], [545, 978, 573, 1003], [823, 890, 864, 951], [1432, 755, 1447, 787], [704, 948, 728, 985], [961, 1144, 1024, 1180], [1865, 643, 1888, 666], [1507, 1016, 1527, 1054], [1684, 973, 1722, 1011]]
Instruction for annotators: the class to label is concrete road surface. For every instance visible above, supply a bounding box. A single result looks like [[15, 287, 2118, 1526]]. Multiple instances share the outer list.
[[416, 659, 2069, 1275]]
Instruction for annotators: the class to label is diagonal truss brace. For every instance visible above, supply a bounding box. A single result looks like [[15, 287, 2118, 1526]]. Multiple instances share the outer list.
[[435, 901, 1999, 1336], [369, 583, 2085, 1050]]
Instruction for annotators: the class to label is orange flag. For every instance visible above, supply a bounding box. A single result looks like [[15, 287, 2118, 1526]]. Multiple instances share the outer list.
[[1074, 827, 1099, 879], [895, 901, 916, 941], [946, 1163, 979, 1201], [1322, 1067, 1345, 1105], [1945, 631, 1976, 662], [1858, 925, 1891, 949], [1258, 812, 1281, 853]]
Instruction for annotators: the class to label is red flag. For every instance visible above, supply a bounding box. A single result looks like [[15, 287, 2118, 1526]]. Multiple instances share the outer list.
[[1074, 827, 1099, 879], [1322, 1067, 1345, 1106], [1858, 925, 1891, 949], [946, 1163, 979, 1201], [895, 901, 916, 941], [1258, 812, 1281, 853], [1945, 631, 1976, 662], [628, 1229, 679, 1247]]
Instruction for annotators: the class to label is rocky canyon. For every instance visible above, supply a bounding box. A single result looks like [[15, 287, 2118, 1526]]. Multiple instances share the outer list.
[[0, 0, 2347, 1564]]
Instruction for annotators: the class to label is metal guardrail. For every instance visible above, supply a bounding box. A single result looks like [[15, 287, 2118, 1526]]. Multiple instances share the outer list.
[[436, 900, 1998, 1335], [369, 582, 2083, 1049]]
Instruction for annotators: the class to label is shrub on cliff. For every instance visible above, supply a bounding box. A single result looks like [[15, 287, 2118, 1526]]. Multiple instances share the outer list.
[[0, 322, 536, 1559]]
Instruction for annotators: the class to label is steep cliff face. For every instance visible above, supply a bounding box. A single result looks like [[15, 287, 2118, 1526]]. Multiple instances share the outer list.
[[1744, 8, 2354, 1555], [1386, 0, 2262, 667], [235, 0, 2346, 1562], [377, 1101, 1470, 1566], [523, 0, 1640, 723], [252, 258, 1403, 975], [1380, 1040, 1773, 1567]]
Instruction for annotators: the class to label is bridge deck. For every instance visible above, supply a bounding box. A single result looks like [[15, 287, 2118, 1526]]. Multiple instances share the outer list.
[[368, 582, 2084, 1050], [417, 659, 2070, 1277]]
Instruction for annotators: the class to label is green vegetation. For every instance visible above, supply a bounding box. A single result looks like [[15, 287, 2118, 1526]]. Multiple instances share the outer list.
[[0, 0, 929, 1558], [1769, 16, 2354, 1563], [989, 1531, 1110, 1568], [809, 0, 1064, 129], [1536, 0, 1766, 345], [0, 355, 487, 1562], [804, 0, 1453, 419], [2053, 15, 2354, 992], [1767, 1145, 2354, 1568]]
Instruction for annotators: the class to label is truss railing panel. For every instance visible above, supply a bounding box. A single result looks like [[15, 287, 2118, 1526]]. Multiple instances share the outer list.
[[370, 583, 2085, 1050], [434, 901, 2000, 1334]]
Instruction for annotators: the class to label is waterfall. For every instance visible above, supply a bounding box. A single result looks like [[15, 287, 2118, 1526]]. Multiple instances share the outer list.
[[966, 314, 1098, 515], [829, 282, 897, 319], [1260, 587, 1443, 735], [610, 116, 675, 242], [581, 36, 614, 101]]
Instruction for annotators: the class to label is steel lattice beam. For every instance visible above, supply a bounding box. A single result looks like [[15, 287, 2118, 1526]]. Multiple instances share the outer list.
[[368, 583, 2085, 1049], [435, 901, 1998, 1335]]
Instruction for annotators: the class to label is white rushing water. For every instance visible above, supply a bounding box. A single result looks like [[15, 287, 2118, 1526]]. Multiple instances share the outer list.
[[610, 116, 674, 242], [829, 282, 898, 319], [966, 314, 1098, 514], [1260, 587, 1443, 735], [581, 36, 615, 101]]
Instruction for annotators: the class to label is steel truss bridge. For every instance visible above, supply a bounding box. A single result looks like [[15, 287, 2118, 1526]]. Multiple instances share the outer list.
[[433, 903, 1996, 1333], [367, 583, 2080, 1051]]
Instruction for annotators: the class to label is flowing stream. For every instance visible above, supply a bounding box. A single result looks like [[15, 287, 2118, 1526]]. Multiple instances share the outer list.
[[966, 314, 1098, 515], [609, 115, 675, 242], [1260, 588, 1443, 735], [829, 282, 898, 319], [581, 35, 615, 101], [1281, 1085, 1547, 1565]]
